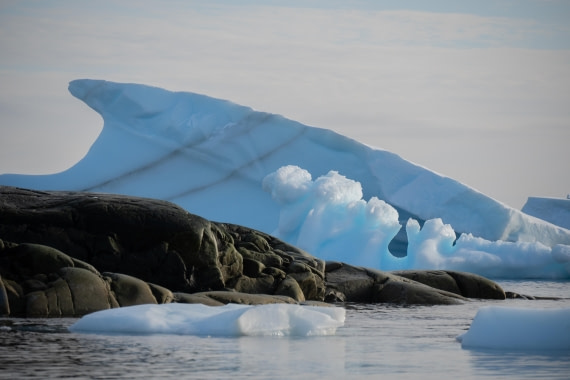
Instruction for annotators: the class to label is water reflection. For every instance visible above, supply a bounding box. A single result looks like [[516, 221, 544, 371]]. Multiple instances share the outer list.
[[238, 335, 346, 376], [466, 348, 570, 380], [2, 287, 570, 380]]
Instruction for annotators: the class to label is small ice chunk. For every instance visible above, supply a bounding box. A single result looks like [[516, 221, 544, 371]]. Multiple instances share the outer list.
[[457, 306, 570, 350]]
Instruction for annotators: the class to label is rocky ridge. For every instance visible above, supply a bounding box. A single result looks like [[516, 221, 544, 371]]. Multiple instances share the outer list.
[[0, 186, 505, 317]]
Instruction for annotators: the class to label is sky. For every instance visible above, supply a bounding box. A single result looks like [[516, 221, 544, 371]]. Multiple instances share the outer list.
[[1, 0, 569, 209]]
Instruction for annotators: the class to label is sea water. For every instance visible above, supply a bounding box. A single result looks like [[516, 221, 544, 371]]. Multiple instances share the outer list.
[[1, 281, 569, 380]]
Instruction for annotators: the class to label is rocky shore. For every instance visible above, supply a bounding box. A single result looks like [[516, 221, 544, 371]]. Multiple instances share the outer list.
[[0, 186, 505, 317]]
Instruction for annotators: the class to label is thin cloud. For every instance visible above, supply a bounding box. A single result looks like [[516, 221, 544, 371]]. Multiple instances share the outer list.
[[0, 2, 569, 207]]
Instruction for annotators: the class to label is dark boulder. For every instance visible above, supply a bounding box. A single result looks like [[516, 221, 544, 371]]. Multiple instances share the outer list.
[[0, 186, 328, 316], [325, 262, 466, 305], [0, 239, 305, 317], [0, 186, 324, 300], [180, 291, 299, 306], [391, 270, 506, 300], [0, 186, 237, 292]]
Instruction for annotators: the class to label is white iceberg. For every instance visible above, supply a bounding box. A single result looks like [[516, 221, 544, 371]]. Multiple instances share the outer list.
[[1, 79, 569, 279], [263, 165, 570, 278], [69, 303, 346, 337], [457, 306, 570, 350], [522, 196, 570, 230], [262, 165, 402, 270]]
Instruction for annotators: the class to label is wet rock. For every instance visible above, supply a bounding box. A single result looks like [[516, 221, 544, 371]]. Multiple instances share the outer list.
[[231, 273, 276, 295], [325, 262, 376, 302], [326, 263, 465, 305], [391, 270, 506, 300], [275, 275, 306, 302], [103, 272, 158, 307], [173, 292, 225, 306], [24, 267, 115, 317], [505, 291, 563, 300], [191, 291, 298, 305], [0, 186, 324, 304], [242, 257, 265, 277], [1, 279, 24, 316], [0, 275, 9, 316], [506, 291, 536, 300], [370, 274, 464, 305], [149, 283, 175, 304], [172, 290, 301, 306]]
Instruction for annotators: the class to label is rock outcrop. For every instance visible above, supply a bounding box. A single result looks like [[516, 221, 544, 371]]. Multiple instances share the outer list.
[[390, 270, 505, 300], [0, 186, 506, 317], [323, 262, 506, 304]]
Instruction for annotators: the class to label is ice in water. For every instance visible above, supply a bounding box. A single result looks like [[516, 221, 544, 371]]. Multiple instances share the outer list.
[[457, 306, 570, 350], [69, 303, 346, 337]]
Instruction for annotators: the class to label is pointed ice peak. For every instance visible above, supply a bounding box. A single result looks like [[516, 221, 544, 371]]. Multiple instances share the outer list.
[[68, 79, 254, 144]]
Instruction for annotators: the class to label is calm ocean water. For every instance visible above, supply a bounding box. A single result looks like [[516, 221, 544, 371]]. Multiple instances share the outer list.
[[1, 280, 569, 380]]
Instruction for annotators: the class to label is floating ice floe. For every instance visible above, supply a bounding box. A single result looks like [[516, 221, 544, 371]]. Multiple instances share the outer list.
[[457, 306, 570, 350], [69, 303, 346, 337]]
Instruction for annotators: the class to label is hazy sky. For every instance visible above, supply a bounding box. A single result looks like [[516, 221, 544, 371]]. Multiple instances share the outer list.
[[1, 0, 569, 209]]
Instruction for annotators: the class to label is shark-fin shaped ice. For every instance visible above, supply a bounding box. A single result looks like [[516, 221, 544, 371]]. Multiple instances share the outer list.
[[1, 79, 569, 266]]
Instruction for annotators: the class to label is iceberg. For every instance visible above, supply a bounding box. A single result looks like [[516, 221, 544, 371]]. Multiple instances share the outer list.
[[457, 306, 570, 350], [1, 79, 569, 279], [69, 303, 346, 337], [262, 165, 402, 270], [522, 196, 570, 230]]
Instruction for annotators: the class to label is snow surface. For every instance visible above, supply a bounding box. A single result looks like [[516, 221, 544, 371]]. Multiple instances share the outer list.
[[457, 306, 570, 350], [262, 166, 401, 270], [69, 303, 346, 337], [1, 79, 569, 279], [522, 197, 570, 230]]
